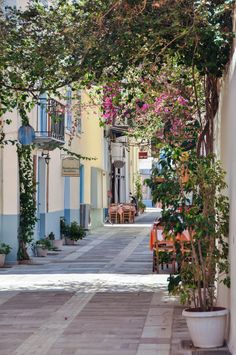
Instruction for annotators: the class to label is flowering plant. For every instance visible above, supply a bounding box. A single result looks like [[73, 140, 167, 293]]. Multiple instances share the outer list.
[[101, 81, 198, 148]]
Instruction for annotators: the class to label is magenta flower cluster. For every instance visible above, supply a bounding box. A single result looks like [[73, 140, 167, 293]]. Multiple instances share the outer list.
[[101, 83, 193, 143], [102, 84, 121, 124]]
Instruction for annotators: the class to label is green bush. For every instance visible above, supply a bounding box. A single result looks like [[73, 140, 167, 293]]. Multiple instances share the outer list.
[[35, 239, 51, 250], [48, 232, 55, 240], [60, 217, 70, 237], [138, 201, 146, 211], [69, 221, 86, 241], [0, 242, 12, 255]]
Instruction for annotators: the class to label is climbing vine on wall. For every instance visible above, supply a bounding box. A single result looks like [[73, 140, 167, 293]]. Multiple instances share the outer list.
[[17, 144, 37, 261]]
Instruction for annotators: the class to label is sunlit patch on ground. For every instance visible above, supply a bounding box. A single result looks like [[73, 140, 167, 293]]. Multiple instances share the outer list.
[[0, 273, 169, 292]]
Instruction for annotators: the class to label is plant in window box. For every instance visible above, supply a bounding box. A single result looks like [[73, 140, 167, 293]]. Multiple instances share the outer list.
[[0, 242, 12, 267], [154, 151, 230, 348]]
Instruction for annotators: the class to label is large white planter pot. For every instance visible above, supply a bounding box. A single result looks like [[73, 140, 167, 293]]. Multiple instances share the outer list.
[[0, 254, 6, 267], [182, 308, 228, 348]]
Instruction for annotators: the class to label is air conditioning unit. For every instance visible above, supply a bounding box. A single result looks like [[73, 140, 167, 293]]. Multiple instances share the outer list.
[[80, 204, 91, 230]]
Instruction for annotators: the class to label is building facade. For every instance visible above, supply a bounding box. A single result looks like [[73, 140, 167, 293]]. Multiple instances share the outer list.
[[0, 87, 108, 261]]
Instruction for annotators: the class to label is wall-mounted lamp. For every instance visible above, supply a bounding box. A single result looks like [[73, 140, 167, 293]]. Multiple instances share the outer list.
[[41, 152, 51, 165]]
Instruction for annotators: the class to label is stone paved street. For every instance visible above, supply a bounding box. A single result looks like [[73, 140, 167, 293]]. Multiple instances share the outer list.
[[0, 211, 231, 355]]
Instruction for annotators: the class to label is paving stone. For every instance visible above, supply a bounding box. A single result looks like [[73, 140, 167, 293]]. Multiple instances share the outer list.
[[142, 325, 172, 338], [136, 343, 170, 354], [192, 352, 231, 355], [0, 214, 232, 355]]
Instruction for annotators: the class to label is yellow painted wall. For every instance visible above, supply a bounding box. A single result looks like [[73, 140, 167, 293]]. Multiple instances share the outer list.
[[68, 90, 106, 206], [47, 149, 64, 212]]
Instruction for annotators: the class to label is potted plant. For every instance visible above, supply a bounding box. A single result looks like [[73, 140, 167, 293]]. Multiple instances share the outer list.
[[180, 156, 229, 348], [0, 242, 12, 267], [33, 238, 51, 257], [60, 217, 69, 245], [48, 231, 63, 250], [65, 221, 86, 245], [150, 150, 230, 348], [134, 174, 146, 215], [137, 200, 146, 214]]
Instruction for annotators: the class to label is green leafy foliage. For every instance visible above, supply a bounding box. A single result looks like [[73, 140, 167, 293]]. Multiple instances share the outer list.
[[69, 221, 86, 241], [147, 149, 230, 311], [61, 219, 86, 241], [17, 144, 37, 261], [0, 242, 12, 255], [48, 232, 55, 241], [35, 239, 51, 250], [0, 0, 233, 114]]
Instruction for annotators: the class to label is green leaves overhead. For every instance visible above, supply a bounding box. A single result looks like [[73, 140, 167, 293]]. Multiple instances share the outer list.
[[0, 0, 234, 138], [0, 0, 233, 96]]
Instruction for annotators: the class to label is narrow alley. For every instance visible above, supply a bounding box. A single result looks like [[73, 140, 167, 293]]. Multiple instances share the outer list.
[[0, 210, 229, 355]]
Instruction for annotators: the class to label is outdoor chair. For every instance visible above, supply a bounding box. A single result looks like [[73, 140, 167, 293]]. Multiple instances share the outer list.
[[122, 204, 135, 223], [109, 206, 119, 224], [150, 223, 176, 273]]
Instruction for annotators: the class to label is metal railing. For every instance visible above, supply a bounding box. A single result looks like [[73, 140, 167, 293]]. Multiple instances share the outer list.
[[35, 98, 65, 145]]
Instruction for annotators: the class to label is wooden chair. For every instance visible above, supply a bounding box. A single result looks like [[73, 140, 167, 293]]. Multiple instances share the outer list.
[[122, 204, 134, 223], [151, 223, 176, 273], [109, 206, 119, 224]]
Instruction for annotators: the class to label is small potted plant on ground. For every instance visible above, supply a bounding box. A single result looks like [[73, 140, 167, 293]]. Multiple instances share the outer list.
[[65, 221, 86, 245], [138, 200, 146, 214], [33, 238, 51, 257], [48, 231, 63, 250], [60, 217, 69, 245], [154, 150, 230, 348], [0, 242, 12, 267]]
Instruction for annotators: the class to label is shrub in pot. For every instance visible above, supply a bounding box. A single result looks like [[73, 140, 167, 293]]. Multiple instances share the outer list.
[[150, 149, 230, 348], [0, 242, 12, 267], [33, 239, 51, 257], [65, 221, 86, 245], [138, 201, 146, 214], [60, 217, 70, 244], [48, 231, 63, 249]]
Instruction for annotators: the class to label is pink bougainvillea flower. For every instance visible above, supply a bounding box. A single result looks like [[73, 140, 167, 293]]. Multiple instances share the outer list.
[[177, 96, 188, 106], [141, 103, 150, 111]]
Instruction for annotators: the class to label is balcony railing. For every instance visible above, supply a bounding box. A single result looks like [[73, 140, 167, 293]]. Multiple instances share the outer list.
[[34, 98, 65, 149]]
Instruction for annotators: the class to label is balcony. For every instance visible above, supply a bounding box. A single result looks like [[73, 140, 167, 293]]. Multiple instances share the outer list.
[[109, 115, 131, 138], [34, 98, 65, 150]]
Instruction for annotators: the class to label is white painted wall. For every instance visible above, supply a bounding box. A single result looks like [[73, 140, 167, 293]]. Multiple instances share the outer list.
[[214, 14, 236, 352]]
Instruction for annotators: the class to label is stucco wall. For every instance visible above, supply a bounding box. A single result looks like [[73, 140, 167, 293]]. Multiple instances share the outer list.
[[68, 90, 107, 226], [215, 18, 236, 351]]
